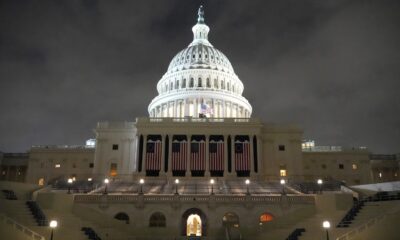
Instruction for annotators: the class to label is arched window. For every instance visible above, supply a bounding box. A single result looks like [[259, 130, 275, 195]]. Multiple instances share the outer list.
[[149, 212, 166, 227], [114, 212, 129, 224], [206, 78, 211, 88], [221, 80, 225, 90], [227, 82, 230, 91], [214, 79, 218, 88], [182, 79, 186, 88], [198, 78, 202, 87], [170, 82, 173, 90], [259, 213, 274, 225], [190, 78, 194, 88], [176, 80, 179, 89]]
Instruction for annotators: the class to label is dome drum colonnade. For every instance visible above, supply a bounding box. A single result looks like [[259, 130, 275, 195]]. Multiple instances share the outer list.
[[148, 6, 252, 119]]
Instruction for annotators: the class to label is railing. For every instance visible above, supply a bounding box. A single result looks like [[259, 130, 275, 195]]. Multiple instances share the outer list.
[[74, 194, 315, 204], [0, 214, 45, 240], [135, 117, 261, 124], [336, 201, 400, 240], [96, 121, 136, 129]]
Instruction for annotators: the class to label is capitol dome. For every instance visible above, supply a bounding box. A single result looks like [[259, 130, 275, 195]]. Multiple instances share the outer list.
[[148, 6, 252, 118]]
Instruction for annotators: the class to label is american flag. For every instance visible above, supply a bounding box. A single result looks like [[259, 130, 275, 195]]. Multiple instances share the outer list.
[[190, 140, 206, 171], [200, 103, 213, 115], [209, 140, 224, 171], [145, 140, 162, 171], [234, 140, 250, 171], [172, 140, 187, 171]]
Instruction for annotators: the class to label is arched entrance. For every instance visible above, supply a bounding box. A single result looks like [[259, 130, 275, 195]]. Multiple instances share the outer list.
[[181, 208, 207, 236], [222, 212, 239, 228]]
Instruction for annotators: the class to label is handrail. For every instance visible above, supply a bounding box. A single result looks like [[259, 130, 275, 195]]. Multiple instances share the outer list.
[[336, 203, 400, 240], [74, 194, 315, 204], [0, 214, 45, 240]]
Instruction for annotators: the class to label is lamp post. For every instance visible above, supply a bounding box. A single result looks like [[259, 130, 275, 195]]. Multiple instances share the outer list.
[[323, 220, 330, 240], [210, 179, 215, 194], [245, 179, 250, 195], [317, 179, 323, 194], [280, 179, 286, 195], [67, 178, 73, 194], [139, 178, 144, 194], [49, 220, 57, 240], [103, 178, 109, 194], [175, 179, 179, 194]]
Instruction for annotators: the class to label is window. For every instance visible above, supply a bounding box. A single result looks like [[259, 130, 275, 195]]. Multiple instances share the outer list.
[[149, 212, 166, 227], [112, 144, 119, 150], [214, 79, 218, 88], [352, 164, 358, 170], [110, 163, 117, 177], [339, 164, 344, 169], [114, 212, 130, 224], [38, 178, 45, 186], [190, 78, 194, 88], [89, 163, 94, 168], [55, 164, 61, 168], [259, 213, 274, 225], [280, 169, 287, 177], [198, 78, 202, 87], [206, 78, 210, 88], [176, 80, 179, 89], [182, 79, 186, 88], [278, 145, 285, 151]]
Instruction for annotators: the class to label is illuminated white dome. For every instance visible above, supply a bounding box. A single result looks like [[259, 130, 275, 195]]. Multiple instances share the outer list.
[[148, 6, 252, 118]]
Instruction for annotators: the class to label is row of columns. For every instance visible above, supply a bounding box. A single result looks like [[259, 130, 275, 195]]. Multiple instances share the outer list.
[[137, 134, 261, 177], [150, 99, 250, 118]]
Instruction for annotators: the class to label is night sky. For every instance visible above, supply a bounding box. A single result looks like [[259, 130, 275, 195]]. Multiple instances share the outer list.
[[1, 0, 399, 153]]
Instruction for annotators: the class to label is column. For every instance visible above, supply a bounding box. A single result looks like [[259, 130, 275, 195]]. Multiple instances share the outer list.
[[249, 135, 255, 177], [194, 98, 198, 118], [141, 134, 148, 175], [185, 99, 189, 117], [205, 135, 210, 177], [230, 135, 235, 176], [223, 135, 229, 177], [257, 135, 262, 175]]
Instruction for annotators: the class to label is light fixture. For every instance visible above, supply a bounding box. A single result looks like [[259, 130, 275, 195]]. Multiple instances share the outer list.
[[103, 178, 109, 194], [87, 178, 92, 182], [245, 179, 250, 194], [317, 179, 323, 194], [280, 179, 286, 195], [323, 220, 330, 240], [67, 178, 73, 194], [210, 179, 215, 194], [49, 220, 58, 240], [175, 179, 179, 194], [139, 178, 144, 194]]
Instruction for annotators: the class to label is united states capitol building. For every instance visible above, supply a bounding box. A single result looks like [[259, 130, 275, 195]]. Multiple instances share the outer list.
[[1, 6, 400, 240]]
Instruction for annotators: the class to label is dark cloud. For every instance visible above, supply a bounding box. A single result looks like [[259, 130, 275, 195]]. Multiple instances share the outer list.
[[0, 0, 399, 153]]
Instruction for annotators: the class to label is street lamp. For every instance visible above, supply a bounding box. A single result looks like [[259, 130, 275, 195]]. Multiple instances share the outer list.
[[245, 179, 250, 195], [280, 179, 286, 195], [139, 178, 144, 194], [49, 220, 58, 240], [67, 178, 73, 194], [317, 179, 323, 194], [175, 179, 179, 194], [210, 179, 215, 194], [103, 178, 109, 194], [323, 220, 330, 240]]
